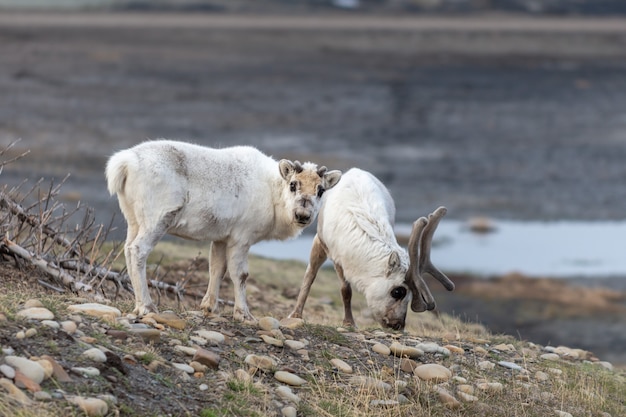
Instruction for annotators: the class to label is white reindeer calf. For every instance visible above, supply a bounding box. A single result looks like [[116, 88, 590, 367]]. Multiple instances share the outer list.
[[288, 168, 454, 330], [106, 140, 341, 321]]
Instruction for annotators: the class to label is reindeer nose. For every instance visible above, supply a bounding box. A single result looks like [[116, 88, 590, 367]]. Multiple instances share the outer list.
[[295, 212, 311, 224]]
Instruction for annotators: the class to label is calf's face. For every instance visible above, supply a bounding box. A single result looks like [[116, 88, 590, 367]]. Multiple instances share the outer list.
[[279, 160, 341, 227]]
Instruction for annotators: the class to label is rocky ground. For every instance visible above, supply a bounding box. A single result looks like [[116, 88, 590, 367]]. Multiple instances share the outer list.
[[0, 258, 624, 417]]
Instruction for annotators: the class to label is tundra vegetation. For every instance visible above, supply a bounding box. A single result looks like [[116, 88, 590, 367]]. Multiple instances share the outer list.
[[0, 144, 624, 417]]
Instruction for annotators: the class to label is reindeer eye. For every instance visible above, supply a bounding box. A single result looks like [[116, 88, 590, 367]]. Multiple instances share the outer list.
[[390, 286, 407, 300], [317, 186, 325, 198], [290, 181, 297, 192]]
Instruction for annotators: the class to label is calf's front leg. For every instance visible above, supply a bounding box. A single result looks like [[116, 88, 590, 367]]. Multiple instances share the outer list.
[[289, 234, 328, 319], [201, 241, 227, 316]]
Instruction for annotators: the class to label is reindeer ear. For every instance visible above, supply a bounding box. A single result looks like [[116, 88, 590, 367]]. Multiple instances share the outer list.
[[278, 160, 295, 180], [386, 251, 402, 277], [323, 170, 342, 190]]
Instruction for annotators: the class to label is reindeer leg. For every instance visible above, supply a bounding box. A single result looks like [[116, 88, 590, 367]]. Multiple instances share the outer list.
[[201, 241, 227, 316], [225, 243, 256, 323], [336, 264, 356, 328], [289, 234, 327, 319]]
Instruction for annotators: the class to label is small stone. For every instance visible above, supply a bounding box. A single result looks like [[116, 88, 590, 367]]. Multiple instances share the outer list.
[[348, 375, 391, 391], [284, 340, 306, 350], [547, 368, 563, 375], [67, 396, 108, 417], [594, 361, 614, 371], [61, 321, 78, 334], [35, 360, 53, 380], [330, 358, 353, 374], [82, 348, 107, 363], [479, 360, 495, 371], [34, 390, 52, 401], [435, 386, 460, 409], [172, 363, 195, 374], [457, 384, 474, 394], [0, 364, 16, 379], [400, 358, 418, 373], [40, 355, 72, 383], [24, 299, 44, 308], [457, 391, 479, 402], [389, 342, 423, 359], [372, 343, 391, 356], [199, 383, 209, 391], [174, 345, 198, 356], [234, 369, 252, 383], [493, 343, 516, 352], [370, 399, 400, 407], [41, 320, 59, 329], [473, 346, 488, 355], [151, 311, 186, 330], [106, 329, 128, 340], [555, 411, 573, 417], [244, 354, 277, 371], [261, 334, 284, 347], [535, 371, 549, 382], [444, 344, 464, 354], [4, 356, 45, 384], [68, 303, 121, 318], [0, 378, 32, 405], [192, 347, 220, 370], [282, 406, 297, 417], [274, 371, 307, 386], [477, 382, 503, 393], [13, 370, 41, 392], [17, 307, 54, 320], [128, 328, 161, 343], [416, 342, 450, 356], [276, 385, 301, 403], [540, 353, 561, 361], [195, 330, 225, 344], [414, 364, 452, 382], [498, 361, 522, 371], [258, 316, 280, 331], [71, 367, 100, 377], [279, 318, 304, 329]]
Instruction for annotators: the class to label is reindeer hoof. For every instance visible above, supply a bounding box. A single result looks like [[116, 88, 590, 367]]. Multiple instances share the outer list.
[[133, 303, 158, 317]]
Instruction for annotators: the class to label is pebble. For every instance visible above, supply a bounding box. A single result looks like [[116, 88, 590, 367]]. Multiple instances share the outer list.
[[389, 342, 424, 359], [174, 345, 198, 356], [434, 386, 461, 409], [172, 363, 195, 374], [0, 364, 16, 379], [444, 344, 465, 354], [535, 371, 549, 381], [498, 361, 523, 371], [281, 406, 297, 417], [67, 396, 109, 417], [24, 299, 44, 308], [128, 328, 161, 343], [34, 390, 52, 401], [330, 358, 353, 374], [68, 303, 121, 318], [71, 367, 101, 377], [555, 411, 573, 417], [540, 353, 561, 361], [151, 311, 186, 330], [479, 360, 495, 370], [14, 370, 41, 392], [457, 384, 474, 394], [493, 343, 516, 352], [41, 320, 60, 329], [372, 343, 391, 356], [416, 342, 450, 356], [348, 375, 391, 391], [594, 361, 614, 371], [473, 346, 488, 355], [477, 382, 504, 393], [192, 347, 221, 370], [284, 340, 306, 350], [400, 358, 418, 373], [16, 307, 54, 320], [244, 354, 277, 371], [4, 356, 45, 384], [0, 378, 32, 405], [276, 385, 301, 403], [82, 348, 107, 363], [234, 369, 253, 383], [414, 364, 452, 382], [195, 330, 225, 345], [457, 391, 479, 402], [261, 334, 284, 347], [40, 355, 72, 382], [370, 399, 400, 407], [258, 316, 280, 331], [274, 371, 307, 386]]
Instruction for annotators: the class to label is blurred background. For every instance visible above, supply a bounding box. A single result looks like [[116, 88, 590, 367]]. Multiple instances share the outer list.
[[0, 0, 625, 364]]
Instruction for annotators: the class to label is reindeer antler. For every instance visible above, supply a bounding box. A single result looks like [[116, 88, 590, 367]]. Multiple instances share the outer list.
[[406, 206, 454, 312]]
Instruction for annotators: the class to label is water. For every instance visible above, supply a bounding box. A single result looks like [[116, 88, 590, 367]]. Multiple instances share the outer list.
[[250, 220, 626, 278]]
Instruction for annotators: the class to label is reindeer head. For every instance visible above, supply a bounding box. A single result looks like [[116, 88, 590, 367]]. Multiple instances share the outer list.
[[366, 207, 455, 331], [279, 159, 342, 227]]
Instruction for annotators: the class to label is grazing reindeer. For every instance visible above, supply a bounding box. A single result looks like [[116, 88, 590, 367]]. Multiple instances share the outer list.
[[288, 168, 454, 330], [106, 140, 341, 321]]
